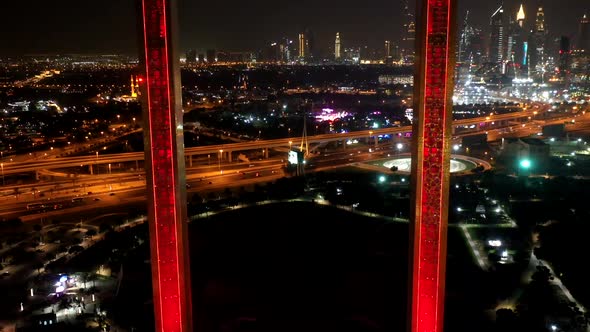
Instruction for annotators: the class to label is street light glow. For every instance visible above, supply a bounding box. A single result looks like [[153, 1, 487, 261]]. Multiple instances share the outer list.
[[519, 159, 531, 169]]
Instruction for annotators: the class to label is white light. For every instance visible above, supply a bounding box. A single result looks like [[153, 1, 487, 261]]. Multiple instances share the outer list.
[[501, 250, 508, 257], [551, 325, 558, 331], [30, 288, 34, 297], [488, 240, 502, 247], [453, 144, 460, 151], [59, 276, 67, 283], [379, 176, 386, 183], [396, 143, 403, 150], [457, 207, 462, 212], [56, 286, 65, 293]]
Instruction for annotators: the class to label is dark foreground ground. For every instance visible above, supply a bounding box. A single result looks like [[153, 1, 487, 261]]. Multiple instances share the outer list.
[[115, 202, 494, 332]]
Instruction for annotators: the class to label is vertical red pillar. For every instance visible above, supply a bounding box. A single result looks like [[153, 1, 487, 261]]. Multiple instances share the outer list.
[[139, 0, 193, 331], [409, 0, 456, 332]]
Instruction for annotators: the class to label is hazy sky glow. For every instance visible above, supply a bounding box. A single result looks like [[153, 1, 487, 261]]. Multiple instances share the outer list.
[[0, 0, 587, 55]]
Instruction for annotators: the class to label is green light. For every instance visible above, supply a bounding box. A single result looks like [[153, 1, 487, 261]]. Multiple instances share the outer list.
[[519, 159, 531, 169], [379, 175, 386, 183]]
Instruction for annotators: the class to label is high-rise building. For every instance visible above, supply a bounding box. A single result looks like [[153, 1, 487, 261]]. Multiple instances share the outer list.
[[508, 4, 526, 71], [385, 40, 391, 58], [516, 4, 525, 28], [559, 36, 571, 79], [335, 32, 341, 60], [304, 28, 315, 60], [530, 5, 548, 77], [298, 33, 306, 58], [535, 5, 545, 33], [401, 0, 415, 62], [490, 5, 505, 64], [578, 14, 589, 52]]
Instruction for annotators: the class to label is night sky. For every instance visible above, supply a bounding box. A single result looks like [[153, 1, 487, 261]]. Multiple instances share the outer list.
[[0, 0, 588, 55]]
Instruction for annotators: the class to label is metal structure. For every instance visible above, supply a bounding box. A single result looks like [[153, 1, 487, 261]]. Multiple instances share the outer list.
[[409, 0, 456, 332], [138, 0, 193, 331]]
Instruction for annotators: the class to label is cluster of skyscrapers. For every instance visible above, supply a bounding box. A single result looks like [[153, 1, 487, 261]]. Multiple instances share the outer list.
[[458, 3, 589, 85], [185, 1, 417, 65]]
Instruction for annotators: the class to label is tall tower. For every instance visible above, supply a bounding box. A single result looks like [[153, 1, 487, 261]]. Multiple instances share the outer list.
[[298, 33, 306, 58], [409, 1, 456, 332], [385, 40, 391, 58], [402, 0, 416, 62], [490, 5, 505, 64], [530, 4, 547, 77], [559, 36, 571, 80], [579, 14, 590, 52], [535, 5, 545, 33], [335, 32, 341, 60], [517, 4, 525, 28], [138, 0, 192, 331]]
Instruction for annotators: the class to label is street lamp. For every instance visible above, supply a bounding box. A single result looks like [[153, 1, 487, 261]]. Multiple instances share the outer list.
[[519, 159, 531, 169]]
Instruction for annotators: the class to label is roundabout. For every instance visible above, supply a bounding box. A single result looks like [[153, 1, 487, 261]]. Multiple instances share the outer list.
[[378, 154, 491, 175]]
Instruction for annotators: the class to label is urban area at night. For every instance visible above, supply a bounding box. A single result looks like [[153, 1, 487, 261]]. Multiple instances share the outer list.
[[0, 0, 589, 331]]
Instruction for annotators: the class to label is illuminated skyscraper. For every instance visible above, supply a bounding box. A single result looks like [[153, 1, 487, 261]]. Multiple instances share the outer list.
[[385, 40, 391, 58], [490, 5, 505, 64], [517, 4, 525, 28], [335, 32, 341, 60], [507, 4, 526, 74], [530, 5, 547, 77], [402, 0, 416, 62], [579, 14, 589, 52], [298, 33, 306, 58], [536, 5, 546, 33]]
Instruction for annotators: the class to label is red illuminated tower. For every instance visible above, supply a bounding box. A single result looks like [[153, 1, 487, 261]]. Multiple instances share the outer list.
[[138, 0, 193, 331], [409, 0, 456, 332]]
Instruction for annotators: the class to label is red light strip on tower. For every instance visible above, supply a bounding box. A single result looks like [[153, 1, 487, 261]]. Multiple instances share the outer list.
[[141, 0, 187, 331], [410, 0, 455, 332]]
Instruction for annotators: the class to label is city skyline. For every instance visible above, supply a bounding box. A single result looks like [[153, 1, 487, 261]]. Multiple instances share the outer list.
[[0, 0, 588, 55]]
